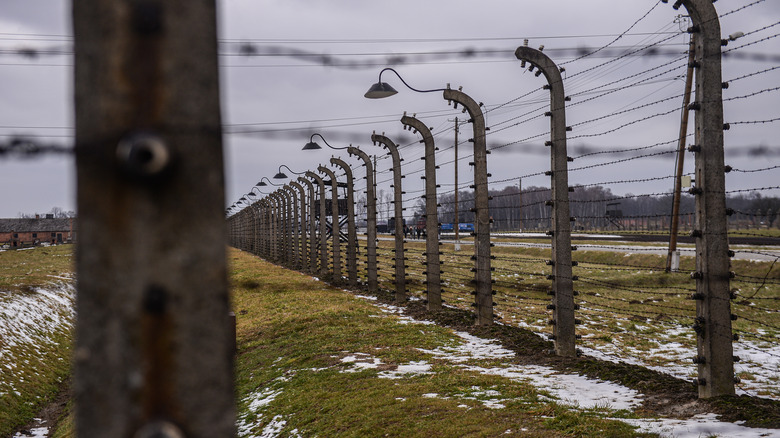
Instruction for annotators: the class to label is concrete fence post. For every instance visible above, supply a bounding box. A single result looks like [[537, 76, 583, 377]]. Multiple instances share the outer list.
[[516, 46, 576, 357], [289, 181, 308, 271], [331, 158, 359, 287], [671, 0, 735, 398], [306, 171, 329, 278], [283, 185, 300, 269], [401, 113, 442, 310], [442, 87, 492, 325], [72, 0, 235, 434], [371, 133, 407, 303], [318, 165, 342, 283], [348, 146, 379, 293], [298, 177, 319, 274]]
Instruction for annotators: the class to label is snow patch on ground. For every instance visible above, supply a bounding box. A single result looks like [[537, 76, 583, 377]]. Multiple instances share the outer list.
[[0, 282, 75, 400], [353, 294, 780, 436], [619, 413, 780, 438]]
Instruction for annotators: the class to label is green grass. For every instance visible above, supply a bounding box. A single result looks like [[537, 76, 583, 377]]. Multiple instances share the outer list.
[[4, 240, 776, 435], [369, 236, 780, 399], [229, 248, 650, 437]]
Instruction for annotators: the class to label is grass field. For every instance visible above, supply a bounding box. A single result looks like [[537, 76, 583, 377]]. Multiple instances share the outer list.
[[229, 248, 654, 437], [372, 237, 780, 400], [3, 243, 780, 436]]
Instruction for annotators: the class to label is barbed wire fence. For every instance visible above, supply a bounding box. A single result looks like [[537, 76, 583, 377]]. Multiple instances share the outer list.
[[2, 0, 778, 404]]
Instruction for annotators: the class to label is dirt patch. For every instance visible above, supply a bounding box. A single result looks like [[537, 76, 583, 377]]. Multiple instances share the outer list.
[[12, 379, 70, 438]]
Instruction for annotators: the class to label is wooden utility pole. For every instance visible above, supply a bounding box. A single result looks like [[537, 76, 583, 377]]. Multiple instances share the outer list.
[[453, 117, 460, 248], [73, 1, 235, 436], [667, 34, 697, 272]]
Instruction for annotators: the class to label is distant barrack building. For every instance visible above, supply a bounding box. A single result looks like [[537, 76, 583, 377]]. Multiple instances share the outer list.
[[0, 215, 76, 248]]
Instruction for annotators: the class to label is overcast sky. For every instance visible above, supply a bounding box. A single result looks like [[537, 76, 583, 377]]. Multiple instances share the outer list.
[[0, 0, 778, 219]]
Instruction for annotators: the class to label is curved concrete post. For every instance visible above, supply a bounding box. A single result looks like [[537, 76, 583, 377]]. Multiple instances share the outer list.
[[675, 0, 734, 398], [442, 87, 492, 326], [258, 199, 269, 258], [516, 46, 576, 357], [249, 200, 261, 256], [306, 171, 329, 278], [283, 185, 299, 269], [318, 165, 342, 283], [371, 133, 406, 303], [331, 158, 358, 287], [269, 193, 281, 262], [274, 190, 289, 265], [401, 113, 442, 310], [298, 177, 318, 274], [348, 146, 378, 293], [289, 181, 308, 271]]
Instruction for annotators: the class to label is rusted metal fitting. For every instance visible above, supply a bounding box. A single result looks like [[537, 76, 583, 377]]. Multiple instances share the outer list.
[[117, 132, 171, 177], [134, 421, 186, 438]]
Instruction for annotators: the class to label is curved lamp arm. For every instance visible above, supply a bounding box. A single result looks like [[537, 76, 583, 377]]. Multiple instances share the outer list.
[[273, 164, 306, 179], [256, 176, 282, 187], [364, 67, 447, 99], [302, 133, 348, 151]]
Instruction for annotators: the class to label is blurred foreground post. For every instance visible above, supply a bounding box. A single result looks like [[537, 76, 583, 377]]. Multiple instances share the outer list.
[[73, 1, 235, 436]]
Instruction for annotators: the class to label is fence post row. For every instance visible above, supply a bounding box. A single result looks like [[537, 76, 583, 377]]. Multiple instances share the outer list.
[[318, 165, 342, 283], [73, 0, 235, 435], [348, 146, 379, 293], [442, 86, 493, 326], [298, 177, 319, 274], [372, 133, 408, 303], [331, 157, 359, 287], [515, 46, 577, 357], [306, 171, 329, 278], [226, 0, 736, 401], [670, 0, 736, 398], [401, 113, 443, 311], [289, 181, 309, 271]]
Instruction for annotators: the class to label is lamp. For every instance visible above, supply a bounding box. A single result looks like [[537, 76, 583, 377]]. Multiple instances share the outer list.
[[364, 67, 446, 99], [256, 176, 282, 187], [273, 164, 306, 179], [302, 133, 348, 151]]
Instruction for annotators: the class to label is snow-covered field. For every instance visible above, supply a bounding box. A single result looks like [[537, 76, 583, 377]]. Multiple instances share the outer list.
[[1, 279, 75, 438]]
